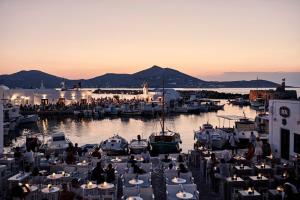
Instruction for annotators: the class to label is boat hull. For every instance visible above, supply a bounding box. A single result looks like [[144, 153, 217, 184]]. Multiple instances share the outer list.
[[149, 141, 180, 154]]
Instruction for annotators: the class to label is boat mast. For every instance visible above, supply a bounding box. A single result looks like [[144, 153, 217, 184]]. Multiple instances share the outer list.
[[162, 75, 165, 135]]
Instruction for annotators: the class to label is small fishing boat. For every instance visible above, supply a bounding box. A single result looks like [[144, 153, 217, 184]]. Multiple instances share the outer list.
[[148, 78, 182, 154], [194, 123, 214, 145], [235, 117, 259, 147], [19, 114, 39, 124], [129, 135, 148, 154], [100, 134, 128, 155], [40, 132, 72, 154]]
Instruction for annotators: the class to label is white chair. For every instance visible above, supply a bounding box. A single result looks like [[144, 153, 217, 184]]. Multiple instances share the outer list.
[[140, 186, 155, 200], [150, 157, 160, 169], [179, 172, 194, 183], [165, 170, 178, 184], [138, 173, 151, 187], [113, 163, 128, 175], [166, 184, 181, 200], [63, 166, 76, 174], [101, 194, 115, 200], [122, 173, 137, 187], [122, 187, 139, 199], [182, 184, 199, 200]]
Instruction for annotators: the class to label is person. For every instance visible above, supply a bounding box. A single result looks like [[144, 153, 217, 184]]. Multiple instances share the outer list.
[[66, 142, 74, 154], [249, 132, 256, 145], [141, 150, 150, 163], [128, 155, 137, 164], [262, 141, 271, 158], [229, 133, 239, 155], [283, 182, 298, 200], [71, 179, 83, 200], [221, 149, 232, 163], [165, 163, 174, 172], [177, 154, 184, 163], [74, 143, 82, 156], [91, 147, 101, 159], [161, 154, 171, 163], [245, 143, 255, 161], [60, 183, 75, 200], [24, 148, 35, 166], [91, 161, 105, 184], [178, 163, 189, 176], [14, 147, 23, 159], [130, 163, 146, 174], [255, 137, 263, 162], [214, 159, 230, 193], [207, 153, 219, 192], [105, 163, 115, 183], [10, 184, 25, 200]]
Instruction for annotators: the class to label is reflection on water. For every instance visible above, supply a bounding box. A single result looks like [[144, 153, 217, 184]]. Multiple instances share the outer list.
[[36, 100, 258, 153]]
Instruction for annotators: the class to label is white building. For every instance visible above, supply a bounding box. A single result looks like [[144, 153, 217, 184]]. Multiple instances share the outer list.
[[0, 85, 93, 105], [269, 99, 300, 160]]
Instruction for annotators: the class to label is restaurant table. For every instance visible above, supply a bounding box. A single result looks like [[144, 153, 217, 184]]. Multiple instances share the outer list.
[[276, 164, 294, 174], [47, 173, 63, 184], [77, 161, 89, 166], [224, 177, 245, 200], [176, 191, 194, 199], [238, 190, 262, 200], [234, 166, 253, 177], [81, 183, 98, 190], [98, 182, 115, 195], [268, 189, 284, 200], [0, 157, 16, 172], [255, 164, 273, 176], [274, 174, 289, 185], [98, 182, 114, 189], [41, 186, 60, 200], [248, 176, 269, 188], [233, 156, 248, 165], [111, 158, 122, 162], [171, 177, 186, 184], [129, 179, 144, 186], [126, 196, 143, 200], [8, 172, 31, 189]]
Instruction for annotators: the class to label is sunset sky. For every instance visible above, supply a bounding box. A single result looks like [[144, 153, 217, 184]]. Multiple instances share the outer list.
[[0, 0, 299, 79]]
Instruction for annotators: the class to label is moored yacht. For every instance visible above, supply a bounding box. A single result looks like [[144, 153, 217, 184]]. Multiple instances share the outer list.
[[128, 135, 148, 154], [148, 78, 182, 154], [40, 132, 72, 154], [234, 117, 258, 147], [100, 134, 129, 155]]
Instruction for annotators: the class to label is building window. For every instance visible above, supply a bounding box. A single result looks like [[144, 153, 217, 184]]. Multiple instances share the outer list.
[[294, 134, 300, 154]]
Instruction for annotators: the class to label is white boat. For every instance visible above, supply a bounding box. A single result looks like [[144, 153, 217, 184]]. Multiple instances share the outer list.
[[19, 114, 39, 124], [100, 134, 128, 155], [194, 123, 227, 149], [234, 117, 259, 146], [129, 135, 148, 154], [194, 123, 215, 145], [40, 132, 72, 154]]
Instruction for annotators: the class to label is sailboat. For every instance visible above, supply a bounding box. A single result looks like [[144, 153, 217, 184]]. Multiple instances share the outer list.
[[148, 78, 182, 154]]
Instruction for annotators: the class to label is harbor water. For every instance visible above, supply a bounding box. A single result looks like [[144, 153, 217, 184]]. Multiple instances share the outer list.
[[25, 100, 258, 153]]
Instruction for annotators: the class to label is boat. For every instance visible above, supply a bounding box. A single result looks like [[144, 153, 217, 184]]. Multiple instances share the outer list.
[[148, 79, 182, 154], [229, 98, 250, 106], [19, 114, 39, 124], [128, 135, 148, 154], [40, 132, 72, 154], [234, 116, 259, 147], [194, 123, 227, 149], [100, 134, 129, 155], [194, 123, 214, 145], [250, 97, 264, 108]]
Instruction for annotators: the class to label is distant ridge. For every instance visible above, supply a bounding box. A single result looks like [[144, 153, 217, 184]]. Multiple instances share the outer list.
[[0, 65, 280, 89]]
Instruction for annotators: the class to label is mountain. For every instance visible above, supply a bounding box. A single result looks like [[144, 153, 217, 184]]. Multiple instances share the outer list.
[[0, 66, 280, 88]]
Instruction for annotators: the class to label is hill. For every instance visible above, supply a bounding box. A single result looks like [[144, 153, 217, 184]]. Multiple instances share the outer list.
[[0, 66, 280, 88]]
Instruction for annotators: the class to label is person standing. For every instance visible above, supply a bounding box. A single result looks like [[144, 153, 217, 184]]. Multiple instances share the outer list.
[[229, 133, 239, 155], [255, 137, 263, 162]]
